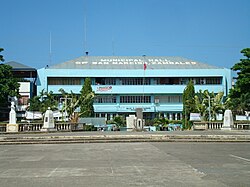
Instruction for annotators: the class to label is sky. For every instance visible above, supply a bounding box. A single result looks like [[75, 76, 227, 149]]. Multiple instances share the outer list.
[[1, 0, 250, 69]]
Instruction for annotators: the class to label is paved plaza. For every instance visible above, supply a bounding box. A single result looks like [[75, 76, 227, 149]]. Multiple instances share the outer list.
[[0, 142, 249, 187]]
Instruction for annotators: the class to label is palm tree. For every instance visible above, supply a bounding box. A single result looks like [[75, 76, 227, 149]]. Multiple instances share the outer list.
[[153, 117, 169, 130], [28, 89, 58, 114], [59, 89, 80, 122], [210, 91, 224, 120], [40, 90, 58, 113], [194, 90, 206, 120], [195, 90, 224, 121]]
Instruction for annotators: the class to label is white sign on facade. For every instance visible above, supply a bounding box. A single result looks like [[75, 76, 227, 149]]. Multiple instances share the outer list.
[[190, 113, 201, 121], [75, 58, 197, 66]]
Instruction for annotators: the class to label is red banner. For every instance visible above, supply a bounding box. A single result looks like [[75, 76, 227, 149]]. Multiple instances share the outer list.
[[97, 86, 112, 92]]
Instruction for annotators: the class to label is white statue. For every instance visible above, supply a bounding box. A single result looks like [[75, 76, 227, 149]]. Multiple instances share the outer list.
[[9, 101, 16, 124], [245, 111, 250, 117]]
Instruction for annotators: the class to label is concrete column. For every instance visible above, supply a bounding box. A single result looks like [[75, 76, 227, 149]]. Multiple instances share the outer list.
[[169, 113, 173, 120], [175, 113, 178, 120], [180, 113, 182, 120], [110, 113, 113, 120]]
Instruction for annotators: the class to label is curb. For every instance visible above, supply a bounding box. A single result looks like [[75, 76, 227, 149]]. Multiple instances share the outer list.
[[1, 134, 250, 144]]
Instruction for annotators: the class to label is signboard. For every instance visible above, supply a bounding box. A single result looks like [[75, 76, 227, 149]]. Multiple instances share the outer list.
[[96, 86, 112, 92], [190, 113, 201, 121], [75, 58, 197, 66], [236, 115, 250, 121], [25, 111, 43, 120]]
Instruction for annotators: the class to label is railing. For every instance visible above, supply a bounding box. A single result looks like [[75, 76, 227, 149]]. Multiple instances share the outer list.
[[18, 122, 79, 132], [0, 124, 6, 132], [193, 121, 250, 130], [207, 122, 223, 129], [0, 122, 80, 132], [18, 123, 43, 131], [234, 121, 250, 130], [193, 121, 223, 130]]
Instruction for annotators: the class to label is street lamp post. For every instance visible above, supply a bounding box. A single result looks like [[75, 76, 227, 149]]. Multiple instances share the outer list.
[[208, 95, 211, 122], [60, 97, 72, 121]]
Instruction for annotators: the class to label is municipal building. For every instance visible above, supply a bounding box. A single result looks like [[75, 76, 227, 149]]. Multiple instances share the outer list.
[[37, 56, 232, 120]]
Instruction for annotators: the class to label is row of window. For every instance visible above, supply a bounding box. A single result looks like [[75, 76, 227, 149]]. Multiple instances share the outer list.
[[121, 78, 150, 85], [48, 77, 222, 85], [120, 96, 151, 103], [48, 78, 81, 85], [155, 95, 183, 103], [95, 96, 117, 103], [94, 95, 183, 103]]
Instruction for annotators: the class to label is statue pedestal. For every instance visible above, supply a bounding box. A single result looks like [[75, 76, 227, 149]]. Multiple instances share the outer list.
[[221, 110, 233, 131], [6, 124, 19, 132], [221, 126, 232, 131], [40, 128, 57, 132], [41, 107, 57, 132], [7, 102, 18, 132]]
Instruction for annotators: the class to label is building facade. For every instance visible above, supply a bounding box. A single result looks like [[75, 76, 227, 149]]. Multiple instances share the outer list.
[[0, 61, 37, 121], [37, 56, 232, 120]]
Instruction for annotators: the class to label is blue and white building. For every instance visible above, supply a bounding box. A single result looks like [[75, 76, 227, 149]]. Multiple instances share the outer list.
[[37, 56, 232, 120]]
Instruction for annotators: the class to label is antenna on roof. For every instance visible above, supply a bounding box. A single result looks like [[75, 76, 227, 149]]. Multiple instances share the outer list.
[[84, 0, 88, 55], [112, 36, 115, 56], [49, 31, 52, 65]]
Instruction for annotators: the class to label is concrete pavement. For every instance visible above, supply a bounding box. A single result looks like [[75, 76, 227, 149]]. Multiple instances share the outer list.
[[0, 142, 249, 187]]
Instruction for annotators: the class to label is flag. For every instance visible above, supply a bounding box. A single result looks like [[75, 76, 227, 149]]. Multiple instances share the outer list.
[[143, 63, 147, 70]]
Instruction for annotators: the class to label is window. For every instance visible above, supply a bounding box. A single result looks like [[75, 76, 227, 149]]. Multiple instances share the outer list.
[[120, 78, 150, 85], [18, 96, 29, 105], [95, 78, 116, 85], [120, 96, 151, 103], [105, 78, 116, 85], [196, 78, 206, 85], [94, 96, 116, 103], [155, 95, 182, 103], [48, 77, 81, 85], [206, 77, 222, 84]]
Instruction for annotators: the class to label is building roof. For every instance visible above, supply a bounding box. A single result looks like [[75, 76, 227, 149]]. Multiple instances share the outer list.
[[5, 61, 37, 78], [49, 56, 223, 70], [5, 61, 37, 71]]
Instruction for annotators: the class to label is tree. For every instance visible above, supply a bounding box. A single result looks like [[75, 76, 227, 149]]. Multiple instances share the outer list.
[[0, 48, 4, 62], [195, 90, 224, 121], [59, 88, 80, 122], [0, 64, 20, 107], [182, 80, 196, 129], [153, 117, 169, 130], [107, 116, 126, 128], [79, 77, 95, 117], [40, 90, 58, 113], [28, 89, 58, 114], [227, 48, 250, 114], [28, 95, 41, 111]]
